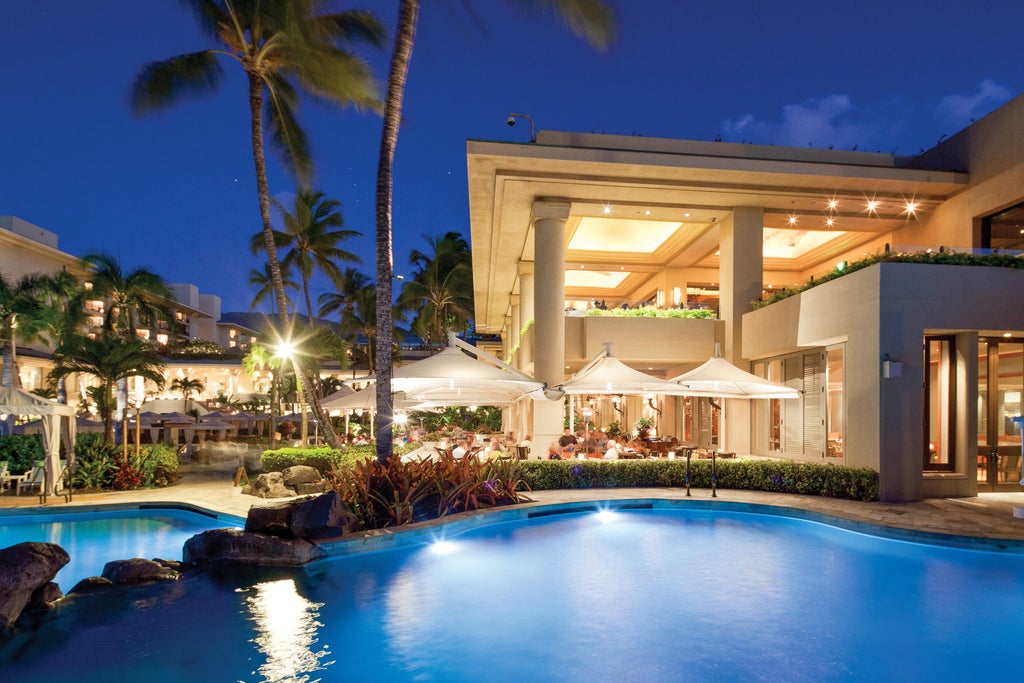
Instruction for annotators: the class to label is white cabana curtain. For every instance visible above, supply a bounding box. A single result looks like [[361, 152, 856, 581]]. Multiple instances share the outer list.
[[0, 385, 76, 495]]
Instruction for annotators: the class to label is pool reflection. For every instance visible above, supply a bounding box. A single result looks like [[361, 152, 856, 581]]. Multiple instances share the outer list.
[[243, 579, 331, 683]]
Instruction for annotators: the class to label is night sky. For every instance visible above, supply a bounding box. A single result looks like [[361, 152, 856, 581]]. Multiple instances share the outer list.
[[3, 1, 1022, 314]]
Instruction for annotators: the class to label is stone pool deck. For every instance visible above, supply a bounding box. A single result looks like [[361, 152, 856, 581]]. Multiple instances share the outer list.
[[2, 466, 1024, 542]]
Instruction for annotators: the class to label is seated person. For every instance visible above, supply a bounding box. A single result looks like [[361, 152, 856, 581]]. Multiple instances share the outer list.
[[484, 436, 503, 458], [519, 434, 533, 449], [547, 441, 562, 460], [558, 428, 578, 458], [451, 439, 469, 459], [603, 440, 620, 460]]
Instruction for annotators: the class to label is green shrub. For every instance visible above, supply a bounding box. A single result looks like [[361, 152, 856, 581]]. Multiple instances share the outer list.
[[72, 439, 118, 490], [586, 306, 716, 319], [0, 435, 44, 474], [520, 458, 878, 501], [261, 443, 419, 474], [136, 443, 179, 488]]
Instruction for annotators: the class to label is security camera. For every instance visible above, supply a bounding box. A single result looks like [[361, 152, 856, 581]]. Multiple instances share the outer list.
[[507, 115, 516, 127]]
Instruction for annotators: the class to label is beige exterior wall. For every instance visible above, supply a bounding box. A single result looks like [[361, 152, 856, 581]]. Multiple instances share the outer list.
[[745, 262, 1024, 502]]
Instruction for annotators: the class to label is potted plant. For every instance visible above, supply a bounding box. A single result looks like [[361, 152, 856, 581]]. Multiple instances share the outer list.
[[634, 417, 654, 441]]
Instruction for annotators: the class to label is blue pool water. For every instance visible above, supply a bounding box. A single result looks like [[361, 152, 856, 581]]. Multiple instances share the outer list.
[[2, 505, 1023, 682], [0, 507, 241, 588]]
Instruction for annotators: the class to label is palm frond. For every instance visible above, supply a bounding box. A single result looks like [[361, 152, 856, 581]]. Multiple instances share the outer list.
[[131, 51, 224, 113]]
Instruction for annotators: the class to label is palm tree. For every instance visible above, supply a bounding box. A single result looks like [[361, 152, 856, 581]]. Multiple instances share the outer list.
[[133, 1, 385, 450], [0, 272, 50, 389], [398, 232, 473, 350], [248, 262, 298, 315], [50, 334, 166, 444], [252, 188, 361, 327], [170, 376, 206, 408], [372, 0, 616, 461], [243, 342, 282, 447], [319, 266, 371, 326], [39, 270, 89, 403], [82, 253, 172, 336], [82, 253, 172, 440]]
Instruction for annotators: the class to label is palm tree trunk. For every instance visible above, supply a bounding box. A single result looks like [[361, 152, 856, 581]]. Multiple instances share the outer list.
[[302, 278, 315, 329], [247, 72, 341, 449], [375, 0, 419, 463]]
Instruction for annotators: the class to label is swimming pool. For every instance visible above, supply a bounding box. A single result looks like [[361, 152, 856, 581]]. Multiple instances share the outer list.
[[0, 506, 243, 588], [2, 504, 1023, 682]]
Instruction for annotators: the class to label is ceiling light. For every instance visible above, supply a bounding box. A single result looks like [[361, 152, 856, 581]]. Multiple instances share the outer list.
[[905, 201, 918, 214], [644, 210, 651, 216], [827, 199, 838, 210], [684, 212, 691, 218], [602, 204, 612, 216], [866, 200, 879, 212], [1004, 332, 1013, 338], [825, 217, 835, 227], [787, 215, 798, 225]]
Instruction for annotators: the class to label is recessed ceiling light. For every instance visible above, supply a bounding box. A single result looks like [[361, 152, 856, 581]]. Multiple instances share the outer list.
[[827, 199, 838, 210], [602, 204, 612, 216], [905, 201, 918, 214], [1004, 332, 1013, 338], [644, 210, 651, 216], [825, 217, 835, 227], [684, 212, 691, 218], [788, 215, 798, 225], [866, 200, 879, 212]]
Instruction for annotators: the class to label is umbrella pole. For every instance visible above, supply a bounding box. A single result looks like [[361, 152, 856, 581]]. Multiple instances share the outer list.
[[685, 447, 691, 496], [711, 449, 717, 498]]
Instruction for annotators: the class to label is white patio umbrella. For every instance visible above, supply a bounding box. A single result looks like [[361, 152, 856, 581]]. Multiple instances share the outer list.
[[559, 344, 684, 396], [670, 344, 799, 399], [350, 335, 545, 408]]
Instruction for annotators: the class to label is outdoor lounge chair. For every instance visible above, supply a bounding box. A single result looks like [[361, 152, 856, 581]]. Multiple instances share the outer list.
[[0, 460, 11, 491], [16, 462, 46, 496]]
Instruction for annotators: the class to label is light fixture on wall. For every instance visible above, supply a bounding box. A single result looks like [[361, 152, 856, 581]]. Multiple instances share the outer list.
[[882, 354, 902, 379]]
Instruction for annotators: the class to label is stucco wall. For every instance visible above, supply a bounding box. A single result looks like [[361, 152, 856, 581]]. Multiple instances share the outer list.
[[743, 262, 1024, 502]]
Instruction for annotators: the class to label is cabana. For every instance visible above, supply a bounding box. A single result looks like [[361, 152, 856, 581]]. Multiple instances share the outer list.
[[0, 386, 76, 496]]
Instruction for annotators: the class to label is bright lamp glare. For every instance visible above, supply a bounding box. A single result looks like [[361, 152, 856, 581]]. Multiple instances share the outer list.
[[394, 413, 408, 425], [431, 540, 458, 556], [595, 510, 617, 523], [276, 341, 296, 359]]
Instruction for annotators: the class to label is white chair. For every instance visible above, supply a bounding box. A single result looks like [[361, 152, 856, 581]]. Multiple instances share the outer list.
[[16, 463, 46, 496], [0, 460, 11, 492]]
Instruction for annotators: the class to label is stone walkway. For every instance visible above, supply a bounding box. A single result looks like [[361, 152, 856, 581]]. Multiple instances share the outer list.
[[3, 466, 1024, 541]]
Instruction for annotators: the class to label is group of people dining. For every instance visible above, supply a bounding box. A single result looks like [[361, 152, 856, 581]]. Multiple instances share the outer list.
[[547, 427, 660, 460]]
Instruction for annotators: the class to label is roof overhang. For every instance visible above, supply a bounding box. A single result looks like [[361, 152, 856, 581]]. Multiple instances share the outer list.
[[467, 132, 968, 333]]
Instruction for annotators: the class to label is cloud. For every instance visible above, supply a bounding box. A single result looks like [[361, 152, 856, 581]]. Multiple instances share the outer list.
[[722, 95, 881, 150], [934, 79, 1012, 131]]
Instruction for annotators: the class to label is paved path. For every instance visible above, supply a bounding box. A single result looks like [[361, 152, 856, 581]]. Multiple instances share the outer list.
[[3, 466, 1024, 541]]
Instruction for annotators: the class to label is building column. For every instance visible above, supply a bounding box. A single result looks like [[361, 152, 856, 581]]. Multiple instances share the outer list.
[[532, 200, 570, 456], [518, 266, 535, 374], [719, 206, 763, 453], [510, 294, 522, 369]]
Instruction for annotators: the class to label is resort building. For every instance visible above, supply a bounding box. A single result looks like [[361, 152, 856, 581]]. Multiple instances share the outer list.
[[468, 94, 1024, 502]]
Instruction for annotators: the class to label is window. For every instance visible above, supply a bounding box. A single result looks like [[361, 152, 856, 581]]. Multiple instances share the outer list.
[[981, 201, 1024, 251], [826, 347, 844, 458], [924, 336, 956, 471]]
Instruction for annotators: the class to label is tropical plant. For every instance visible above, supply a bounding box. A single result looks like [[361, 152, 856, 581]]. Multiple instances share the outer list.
[[170, 376, 205, 405], [133, 0, 386, 451], [80, 252, 172, 440], [248, 261, 299, 315], [49, 334, 166, 443], [317, 266, 371, 324], [253, 188, 361, 327], [398, 231, 473, 349], [0, 272, 50, 389], [243, 342, 282, 448], [71, 437, 118, 490], [38, 270, 89, 403], [372, 0, 615, 462], [586, 306, 716, 319]]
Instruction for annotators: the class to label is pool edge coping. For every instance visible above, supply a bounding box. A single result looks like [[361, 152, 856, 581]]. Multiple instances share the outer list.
[[318, 498, 1024, 557], [0, 501, 246, 527]]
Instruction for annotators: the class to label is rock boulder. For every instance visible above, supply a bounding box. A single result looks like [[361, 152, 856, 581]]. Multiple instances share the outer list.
[[183, 528, 326, 567], [282, 465, 322, 487], [291, 492, 359, 539], [101, 558, 180, 585], [241, 471, 297, 499], [0, 542, 70, 629], [245, 499, 297, 538]]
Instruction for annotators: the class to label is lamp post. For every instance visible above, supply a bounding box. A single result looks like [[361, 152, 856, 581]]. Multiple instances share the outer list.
[[274, 340, 307, 446]]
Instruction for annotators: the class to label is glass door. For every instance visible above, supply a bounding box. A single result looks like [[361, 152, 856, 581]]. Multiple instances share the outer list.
[[977, 340, 1024, 490]]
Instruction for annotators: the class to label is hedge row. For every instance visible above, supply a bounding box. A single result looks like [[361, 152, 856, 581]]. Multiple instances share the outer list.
[[261, 443, 419, 474], [520, 458, 879, 501]]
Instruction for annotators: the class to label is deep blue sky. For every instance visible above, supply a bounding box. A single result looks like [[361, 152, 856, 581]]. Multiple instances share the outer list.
[[2, 1, 1022, 314]]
